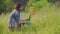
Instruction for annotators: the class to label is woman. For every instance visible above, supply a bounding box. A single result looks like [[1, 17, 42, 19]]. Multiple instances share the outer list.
[[8, 2, 22, 31]]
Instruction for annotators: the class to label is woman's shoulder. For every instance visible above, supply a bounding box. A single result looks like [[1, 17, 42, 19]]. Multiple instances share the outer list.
[[12, 9, 19, 14], [10, 9, 18, 16]]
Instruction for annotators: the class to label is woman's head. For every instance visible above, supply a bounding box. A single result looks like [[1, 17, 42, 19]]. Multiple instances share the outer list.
[[14, 2, 22, 10]]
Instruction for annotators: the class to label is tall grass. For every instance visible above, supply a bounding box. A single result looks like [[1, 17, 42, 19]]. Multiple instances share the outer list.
[[0, 24, 3, 34], [0, 5, 60, 34]]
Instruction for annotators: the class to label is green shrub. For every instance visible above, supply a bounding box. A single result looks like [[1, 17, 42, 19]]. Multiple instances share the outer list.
[[25, 0, 51, 12]]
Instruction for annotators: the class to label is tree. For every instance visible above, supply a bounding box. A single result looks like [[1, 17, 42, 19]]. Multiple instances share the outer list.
[[0, 0, 6, 15], [0, 0, 14, 15]]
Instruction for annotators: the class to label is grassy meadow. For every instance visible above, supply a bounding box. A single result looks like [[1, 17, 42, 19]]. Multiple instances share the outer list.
[[0, 5, 60, 34]]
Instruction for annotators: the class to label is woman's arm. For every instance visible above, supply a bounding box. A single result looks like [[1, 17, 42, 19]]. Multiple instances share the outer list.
[[14, 11, 20, 23]]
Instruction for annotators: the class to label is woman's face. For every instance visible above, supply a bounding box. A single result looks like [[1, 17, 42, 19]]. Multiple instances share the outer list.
[[20, 6, 23, 11]]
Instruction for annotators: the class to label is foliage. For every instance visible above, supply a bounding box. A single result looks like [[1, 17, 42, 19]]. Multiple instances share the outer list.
[[0, 0, 14, 15], [25, 0, 51, 12]]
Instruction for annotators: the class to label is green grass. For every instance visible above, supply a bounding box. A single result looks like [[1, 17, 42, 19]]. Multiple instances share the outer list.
[[0, 6, 60, 34]]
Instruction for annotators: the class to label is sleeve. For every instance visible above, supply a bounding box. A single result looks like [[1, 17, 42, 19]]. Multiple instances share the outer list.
[[14, 12, 20, 23]]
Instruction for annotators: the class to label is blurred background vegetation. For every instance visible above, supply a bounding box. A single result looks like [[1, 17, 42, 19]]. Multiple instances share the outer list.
[[0, 0, 60, 34], [0, 0, 60, 15]]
